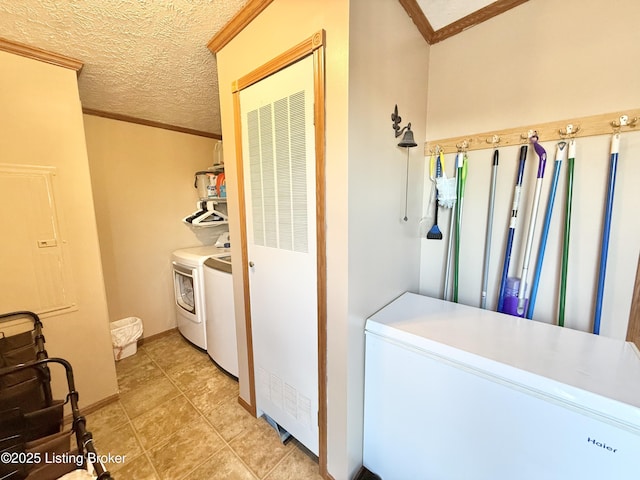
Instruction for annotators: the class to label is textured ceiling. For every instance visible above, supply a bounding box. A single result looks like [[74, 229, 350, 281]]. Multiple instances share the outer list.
[[0, 0, 249, 135], [0, 0, 505, 136]]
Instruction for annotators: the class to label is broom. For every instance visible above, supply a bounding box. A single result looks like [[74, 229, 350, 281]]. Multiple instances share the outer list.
[[427, 152, 444, 239]]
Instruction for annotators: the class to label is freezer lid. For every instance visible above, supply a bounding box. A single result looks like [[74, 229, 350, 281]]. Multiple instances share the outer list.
[[366, 292, 640, 416]]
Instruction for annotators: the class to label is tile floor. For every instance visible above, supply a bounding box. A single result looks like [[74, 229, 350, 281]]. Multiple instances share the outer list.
[[84, 331, 323, 480]]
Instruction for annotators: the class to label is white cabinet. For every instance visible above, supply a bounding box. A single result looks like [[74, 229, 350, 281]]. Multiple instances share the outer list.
[[0, 164, 76, 315]]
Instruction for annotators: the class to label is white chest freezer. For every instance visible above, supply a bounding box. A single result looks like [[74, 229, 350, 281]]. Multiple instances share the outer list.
[[363, 292, 640, 480]]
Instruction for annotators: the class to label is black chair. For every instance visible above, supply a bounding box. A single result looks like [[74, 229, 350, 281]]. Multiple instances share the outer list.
[[1, 312, 113, 479]]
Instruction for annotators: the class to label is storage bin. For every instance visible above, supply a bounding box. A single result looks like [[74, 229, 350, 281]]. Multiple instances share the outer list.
[[110, 317, 143, 361]]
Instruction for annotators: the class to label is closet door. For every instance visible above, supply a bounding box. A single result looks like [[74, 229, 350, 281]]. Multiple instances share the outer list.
[[239, 55, 318, 454]]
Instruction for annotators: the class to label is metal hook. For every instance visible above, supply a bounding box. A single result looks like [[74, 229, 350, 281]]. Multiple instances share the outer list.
[[520, 129, 536, 143], [559, 124, 580, 138], [611, 115, 627, 133], [455, 139, 470, 152], [486, 134, 501, 146], [611, 115, 637, 133]]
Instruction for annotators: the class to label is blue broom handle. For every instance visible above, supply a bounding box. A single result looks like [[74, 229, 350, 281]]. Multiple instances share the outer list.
[[594, 133, 620, 335], [526, 142, 566, 319]]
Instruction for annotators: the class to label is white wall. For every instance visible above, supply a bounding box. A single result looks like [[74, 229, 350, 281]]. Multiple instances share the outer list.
[[420, 0, 640, 338]]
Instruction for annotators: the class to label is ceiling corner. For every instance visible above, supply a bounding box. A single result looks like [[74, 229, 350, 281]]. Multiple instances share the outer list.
[[397, 0, 435, 45]]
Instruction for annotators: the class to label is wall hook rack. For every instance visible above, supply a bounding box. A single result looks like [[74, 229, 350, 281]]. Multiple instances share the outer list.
[[424, 108, 640, 155]]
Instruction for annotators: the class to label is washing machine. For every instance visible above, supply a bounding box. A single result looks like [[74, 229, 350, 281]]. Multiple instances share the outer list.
[[171, 245, 221, 349]]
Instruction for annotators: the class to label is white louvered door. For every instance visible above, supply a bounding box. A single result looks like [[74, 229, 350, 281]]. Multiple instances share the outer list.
[[239, 55, 318, 454]]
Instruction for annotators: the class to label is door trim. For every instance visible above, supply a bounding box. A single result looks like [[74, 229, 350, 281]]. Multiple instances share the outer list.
[[232, 30, 328, 477]]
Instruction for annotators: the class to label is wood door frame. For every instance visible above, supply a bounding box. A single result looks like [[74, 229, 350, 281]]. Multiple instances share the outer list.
[[232, 30, 328, 477]]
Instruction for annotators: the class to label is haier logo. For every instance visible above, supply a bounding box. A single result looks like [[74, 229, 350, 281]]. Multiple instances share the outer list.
[[588, 437, 618, 453]]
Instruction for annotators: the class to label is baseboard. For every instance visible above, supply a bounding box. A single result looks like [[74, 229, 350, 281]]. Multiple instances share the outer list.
[[64, 392, 120, 424], [238, 396, 256, 417], [353, 466, 382, 480], [138, 327, 178, 347]]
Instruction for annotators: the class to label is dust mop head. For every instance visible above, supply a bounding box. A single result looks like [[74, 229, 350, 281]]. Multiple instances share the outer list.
[[436, 175, 457, 208]]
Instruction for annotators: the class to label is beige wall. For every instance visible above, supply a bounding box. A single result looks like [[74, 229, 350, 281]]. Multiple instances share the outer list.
[[420, 0, 640, 337], [347, 0, 430, 476], [426, 0, 640, 139], [0, 51, 118, 407], [83, 115, 220, 337]]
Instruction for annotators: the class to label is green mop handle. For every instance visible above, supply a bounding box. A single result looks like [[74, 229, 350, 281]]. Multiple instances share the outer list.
[[453, 153, 468, 303], [558, 140, 576, 327]]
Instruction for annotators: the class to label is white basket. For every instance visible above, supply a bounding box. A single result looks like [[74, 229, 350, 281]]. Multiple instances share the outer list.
[[110, 317, 143, 361]]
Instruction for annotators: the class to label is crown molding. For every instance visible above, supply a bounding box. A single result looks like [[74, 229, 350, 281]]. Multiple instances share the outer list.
[[398, 0, 436, 44], [431, 0, 529, 44], [82, 108, 222, 139], [207, 0, 274, 53], [399, 0, 529, 45], [0, 37, 83, 72]]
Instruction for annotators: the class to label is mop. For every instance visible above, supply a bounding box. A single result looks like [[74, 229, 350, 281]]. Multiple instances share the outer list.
[[453, 152, 468, 303], [558, 139, 576, 327], [593, 132, 621, 335], [514, 135, 547, 317], [497, 145, 528, 312], [481, 149, 499, 309], [526, 141, 567, 319]]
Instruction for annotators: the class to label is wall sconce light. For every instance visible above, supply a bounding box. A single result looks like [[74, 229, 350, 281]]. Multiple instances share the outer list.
[[391, 104, 418, 148]]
